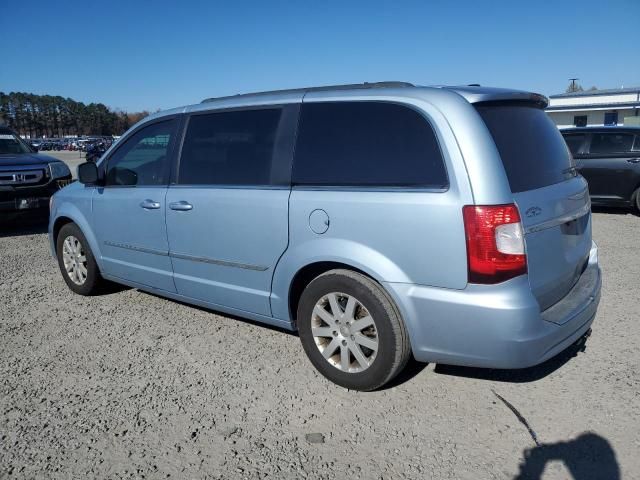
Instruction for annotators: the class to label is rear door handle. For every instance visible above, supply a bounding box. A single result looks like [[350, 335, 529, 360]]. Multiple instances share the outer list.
[[169, 201, 193, 211], [626, 158, 640, 164], [140, 199, 161, 209]]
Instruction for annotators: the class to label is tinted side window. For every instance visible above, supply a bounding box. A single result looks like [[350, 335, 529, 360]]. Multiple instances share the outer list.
[[178, 109, 282, 185], [475, 104, 574, 193], [292, 102, 447, 188], [105, 119, 177, 186], [562, 133, 586, 155], [589, 133, 635, 155]]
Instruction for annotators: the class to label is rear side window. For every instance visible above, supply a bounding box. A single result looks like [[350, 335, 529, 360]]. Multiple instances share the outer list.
[[475, 104, 574, 193], [292, 102, 447, 188], [179, 108, 282, 185], [589, 133, 635, 155], [562, 133, 586, 155]]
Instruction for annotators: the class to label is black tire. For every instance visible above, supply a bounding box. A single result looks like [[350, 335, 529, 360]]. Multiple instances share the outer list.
[[297, 269, 411, 391], [56, 222, 104, 295], [633, 187, 640, 214]]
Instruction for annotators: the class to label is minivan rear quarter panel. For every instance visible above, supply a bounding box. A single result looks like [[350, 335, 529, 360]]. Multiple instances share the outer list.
[[270, 91, 476, 322]]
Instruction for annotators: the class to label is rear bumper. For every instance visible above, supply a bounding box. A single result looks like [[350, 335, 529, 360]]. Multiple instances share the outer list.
[[385, 242, 601, 369]]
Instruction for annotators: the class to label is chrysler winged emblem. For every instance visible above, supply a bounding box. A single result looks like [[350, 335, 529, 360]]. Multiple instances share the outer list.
[[525, 206, 542, 218]]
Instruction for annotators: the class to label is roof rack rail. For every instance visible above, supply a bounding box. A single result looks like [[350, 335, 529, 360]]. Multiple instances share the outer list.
[[201, 81, 414, 103]]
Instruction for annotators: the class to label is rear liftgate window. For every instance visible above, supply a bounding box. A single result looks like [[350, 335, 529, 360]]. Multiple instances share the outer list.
[[293, 102, 448, 188], [475, 104, 575, 193]]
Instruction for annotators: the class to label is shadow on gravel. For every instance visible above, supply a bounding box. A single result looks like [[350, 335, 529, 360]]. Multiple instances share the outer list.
[[138, 290, 429, 388], [377, 357, 429, 390], [99, 282, 131, 295], [433, 331, 590, 383], [139, 290, 299, 337], [591, 206, 639, 217], [515, 432, 620, 480], [0, 216, 49, 238]]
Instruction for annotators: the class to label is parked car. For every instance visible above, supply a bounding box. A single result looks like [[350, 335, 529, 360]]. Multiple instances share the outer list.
[[49, 83, 601, 390], [560, 126, 640, 212], [0, 127, 72, 220]]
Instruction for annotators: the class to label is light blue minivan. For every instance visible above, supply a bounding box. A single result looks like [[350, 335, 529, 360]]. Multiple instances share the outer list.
[[49, 82, 601, 390]]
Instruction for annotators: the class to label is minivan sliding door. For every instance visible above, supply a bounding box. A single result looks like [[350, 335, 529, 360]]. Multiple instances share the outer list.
[[165, 105, 298, 316]]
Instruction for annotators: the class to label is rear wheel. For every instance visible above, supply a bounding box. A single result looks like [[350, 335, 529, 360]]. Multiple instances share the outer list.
[[297, 269, 411, 391], [56, 223, 104, 295]]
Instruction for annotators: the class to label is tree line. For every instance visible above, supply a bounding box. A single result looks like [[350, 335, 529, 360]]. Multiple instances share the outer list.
[[565, 80, 598, 94], [0, 91, 150, 138]]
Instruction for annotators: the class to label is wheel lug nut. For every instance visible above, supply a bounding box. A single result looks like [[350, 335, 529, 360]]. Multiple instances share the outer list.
[[350, 335, 355, 340], [341, 340, 347, 346], [333, 331, 338, 337]]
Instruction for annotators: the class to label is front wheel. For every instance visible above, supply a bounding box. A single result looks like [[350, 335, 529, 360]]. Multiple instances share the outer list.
[[56, 223, 104, 295], [633, 187, 640, 214], [297, 269, 411, 391]]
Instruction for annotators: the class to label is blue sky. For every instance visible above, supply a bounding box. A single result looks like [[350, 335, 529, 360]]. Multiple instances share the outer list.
[[2, 0, 638, 112]]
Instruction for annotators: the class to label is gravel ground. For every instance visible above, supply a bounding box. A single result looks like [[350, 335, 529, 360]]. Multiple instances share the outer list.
[[0, 210, 638, 479]]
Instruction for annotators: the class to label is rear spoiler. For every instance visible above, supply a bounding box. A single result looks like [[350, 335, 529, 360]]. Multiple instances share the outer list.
[[443, 86, 549, 109]]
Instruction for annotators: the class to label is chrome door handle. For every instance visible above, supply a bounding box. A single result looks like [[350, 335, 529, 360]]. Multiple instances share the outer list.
[[626, 158, 640, 164], [140, 199, 161, 209], [169, 201, 193, 211]]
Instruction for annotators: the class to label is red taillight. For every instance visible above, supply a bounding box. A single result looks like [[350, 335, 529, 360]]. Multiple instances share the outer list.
[[462, 204, 527, 284]]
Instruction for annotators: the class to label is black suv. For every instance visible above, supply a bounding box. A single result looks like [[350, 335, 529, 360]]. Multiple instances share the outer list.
[[0, 126, 72, 220], [561, 126, 640, 212]]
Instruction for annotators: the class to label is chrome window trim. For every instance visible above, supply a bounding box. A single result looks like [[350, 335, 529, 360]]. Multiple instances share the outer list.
[[291, 185, 449, 193], [168, 184, 289, 190]]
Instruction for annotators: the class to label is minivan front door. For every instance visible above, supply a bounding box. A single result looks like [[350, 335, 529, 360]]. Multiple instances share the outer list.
[[93, 118, 180, 292], [165, 106, 297, 316]]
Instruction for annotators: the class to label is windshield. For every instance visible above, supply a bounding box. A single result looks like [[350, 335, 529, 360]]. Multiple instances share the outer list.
[[475, 104, 575, 193], [0, 133, 33, 154]]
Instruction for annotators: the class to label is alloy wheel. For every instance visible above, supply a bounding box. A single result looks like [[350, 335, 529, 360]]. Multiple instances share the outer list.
[[311, 292, 379, 373], [62, 235, 88, 286]]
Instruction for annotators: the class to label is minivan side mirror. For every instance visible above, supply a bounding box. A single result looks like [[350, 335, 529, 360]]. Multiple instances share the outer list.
[[77, 162, 99, 184]]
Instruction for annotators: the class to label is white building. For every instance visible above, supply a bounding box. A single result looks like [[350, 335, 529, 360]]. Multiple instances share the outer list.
[[546, 87, 640, 128]]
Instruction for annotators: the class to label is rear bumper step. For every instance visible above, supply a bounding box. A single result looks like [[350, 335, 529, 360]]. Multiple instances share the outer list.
[[541, 262, 599, 326]]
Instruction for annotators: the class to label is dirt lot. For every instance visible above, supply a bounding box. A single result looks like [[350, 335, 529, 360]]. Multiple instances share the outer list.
[[0, 210, 638, 479]]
